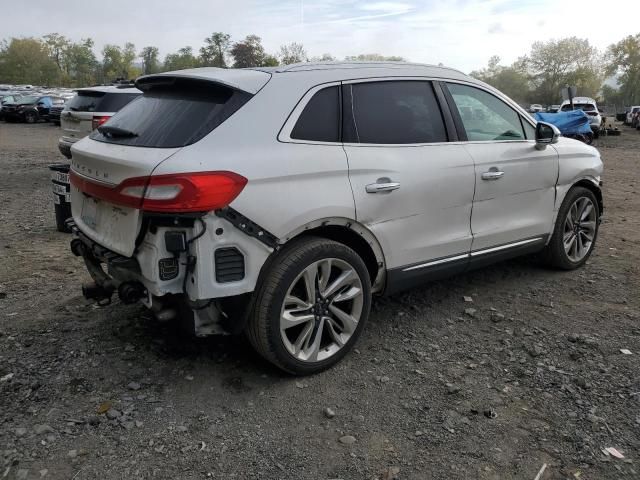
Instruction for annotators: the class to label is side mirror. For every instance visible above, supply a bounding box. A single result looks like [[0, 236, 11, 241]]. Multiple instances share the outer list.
[[37, 102, 45, 106], [535, 121, 560, 150]]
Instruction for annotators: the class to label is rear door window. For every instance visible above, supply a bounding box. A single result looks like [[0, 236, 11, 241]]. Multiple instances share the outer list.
[[290, 86, 339, 142], [90, 78, 252, 148], [344, 81, 448, 144]]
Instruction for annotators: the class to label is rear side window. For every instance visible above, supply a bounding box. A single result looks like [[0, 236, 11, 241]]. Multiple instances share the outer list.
[[345, 81, 448, 144], [290, 86, 339, 142], [90, 78, 252, 148]]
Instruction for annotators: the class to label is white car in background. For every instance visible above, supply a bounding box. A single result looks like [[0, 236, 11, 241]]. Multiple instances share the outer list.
[[59, 85, 141, 158], [67, 63, 603, 374], [625, 106, 640, 126], [560, 97, 602, 136]]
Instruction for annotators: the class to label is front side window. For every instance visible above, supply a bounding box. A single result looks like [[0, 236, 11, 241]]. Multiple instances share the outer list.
[[290, 86, 339, 142], [346, 81, 448, 144], [447, 83, 525, 141]]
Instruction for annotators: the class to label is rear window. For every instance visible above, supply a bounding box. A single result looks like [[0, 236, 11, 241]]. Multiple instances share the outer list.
[[66, 91, 139, 113], [561, 103, 596, 112], [90, 78, 252, 148]]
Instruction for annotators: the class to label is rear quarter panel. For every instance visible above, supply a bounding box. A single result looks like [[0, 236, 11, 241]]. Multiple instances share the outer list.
[[151, 76, 356, 240]]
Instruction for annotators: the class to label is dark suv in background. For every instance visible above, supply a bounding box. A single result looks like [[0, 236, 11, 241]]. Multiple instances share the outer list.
[[2, 95, 65, 123]]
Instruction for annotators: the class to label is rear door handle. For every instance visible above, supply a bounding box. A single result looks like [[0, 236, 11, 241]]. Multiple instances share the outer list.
[[481, 170, 505, 180], [366, 180, 401, 193]]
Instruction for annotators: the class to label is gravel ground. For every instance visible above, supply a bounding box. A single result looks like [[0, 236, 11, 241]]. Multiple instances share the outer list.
[[0, 122, 639, 480]]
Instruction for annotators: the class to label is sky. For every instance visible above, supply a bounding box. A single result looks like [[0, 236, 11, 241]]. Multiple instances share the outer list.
[[6, 0, 640, 72]]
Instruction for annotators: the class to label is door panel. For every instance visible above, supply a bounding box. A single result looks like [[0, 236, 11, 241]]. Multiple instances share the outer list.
[[444, 82, 558, 251], [343, 80, 475, 270], [464, 142, 558, 250], [347, 145, 476, 269]]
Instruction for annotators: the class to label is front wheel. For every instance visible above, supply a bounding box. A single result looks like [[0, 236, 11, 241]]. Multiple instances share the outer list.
[[245, 237, 371, 375], [25, 112, 37, 124], [543, 186, 600, 270]]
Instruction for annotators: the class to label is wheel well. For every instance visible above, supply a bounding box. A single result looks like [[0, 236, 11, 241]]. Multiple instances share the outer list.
[[298, 225, 381, 284], [573, 179, 603, 214]]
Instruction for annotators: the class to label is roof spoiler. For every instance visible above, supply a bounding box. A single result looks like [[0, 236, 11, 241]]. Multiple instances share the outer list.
[[136, 68, 271, 95]]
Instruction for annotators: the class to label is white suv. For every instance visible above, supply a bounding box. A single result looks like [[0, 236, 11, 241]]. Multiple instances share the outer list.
[[560, 97, 602, 136], [68, 63, 603, 375], [58, 86, 141, 158]]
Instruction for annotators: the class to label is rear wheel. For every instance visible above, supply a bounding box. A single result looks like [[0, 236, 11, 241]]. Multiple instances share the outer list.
[[246, 237, 371, 375], [25, 112, 37, 124], [543, 186, 600, 269]]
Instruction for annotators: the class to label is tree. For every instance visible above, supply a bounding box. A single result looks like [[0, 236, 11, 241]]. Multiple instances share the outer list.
[[526, 37, 602, 104], [64, 38, 99, 86], [43, 33, 70, 71], [0, 37, 60, 85], [230, 35, 268, 68], [278, 42, 306, 65], [344, 53, 405, 61], [470, 55, 531, 104], [606, 34, 640, 105], [309, 53, 336, 62], [101, 43, 138, 81], [140, 46, 160, 74], [200, 32, 230, 68], [163, 46, 198, 71]]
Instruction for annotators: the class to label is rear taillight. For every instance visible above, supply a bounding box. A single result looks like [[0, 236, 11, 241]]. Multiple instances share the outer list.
[[92, 115, 111, 130], [70, 171, 247, 213]]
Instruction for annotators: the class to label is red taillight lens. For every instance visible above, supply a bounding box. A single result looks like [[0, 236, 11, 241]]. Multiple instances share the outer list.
[[92, 115, 111, 130], [70, 171, 247, 213]]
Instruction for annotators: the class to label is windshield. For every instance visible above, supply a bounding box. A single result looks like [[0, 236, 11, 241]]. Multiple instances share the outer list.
[[16, 96, 39, 104]]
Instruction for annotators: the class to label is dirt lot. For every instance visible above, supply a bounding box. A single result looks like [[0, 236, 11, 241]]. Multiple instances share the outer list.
[[0, 122, 639, 480]]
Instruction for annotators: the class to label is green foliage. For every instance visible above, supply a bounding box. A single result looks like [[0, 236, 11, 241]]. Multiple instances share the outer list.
[[230, 35, 268, 68], [527, 37, 602, 104], [102, 42, 138, 81], [164, 46, 199, 71], [140, 46, 160, 74], [279, 42, 307, 65], [606, 34, 640, 105], [200, 33, 230, 68], [63, 38, 99, 86], [0, 37, 60, 85], [470, 55, 531, 104], [344, 53, 405, 61]]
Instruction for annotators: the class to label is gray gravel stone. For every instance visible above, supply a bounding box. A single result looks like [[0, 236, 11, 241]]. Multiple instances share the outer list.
[[323, 407, 336, 419], [339, 435, 356, 445]]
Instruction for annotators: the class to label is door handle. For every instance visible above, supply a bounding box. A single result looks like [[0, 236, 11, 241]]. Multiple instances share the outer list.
[[366, 181, 401, 193], [481, 170, 505, 180]]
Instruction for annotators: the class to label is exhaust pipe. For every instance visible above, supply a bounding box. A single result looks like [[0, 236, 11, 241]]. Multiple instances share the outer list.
[[117, 281, 146, 305]]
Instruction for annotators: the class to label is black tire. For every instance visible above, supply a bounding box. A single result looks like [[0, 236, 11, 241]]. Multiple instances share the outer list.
[[245, 236, 372, 375], [543, 186, 600, 270], [25, 112, 37, 124]]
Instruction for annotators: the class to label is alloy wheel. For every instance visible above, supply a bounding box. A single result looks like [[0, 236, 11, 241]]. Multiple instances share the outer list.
[[563, 196, 597, 262], [279, 258, 364, 363]]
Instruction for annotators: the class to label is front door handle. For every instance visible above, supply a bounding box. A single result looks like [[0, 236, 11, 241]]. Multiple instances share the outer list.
[[481, 170, 505, 181], [366, 179, 401, 193]]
